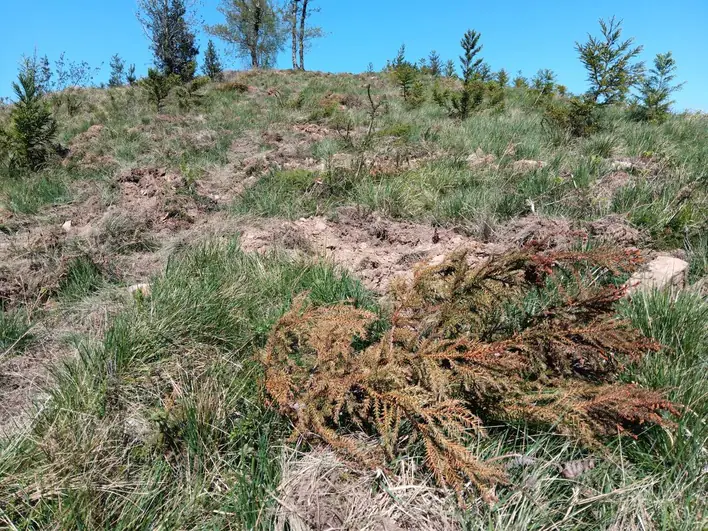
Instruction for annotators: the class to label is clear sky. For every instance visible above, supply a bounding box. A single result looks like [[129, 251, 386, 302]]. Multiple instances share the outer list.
[[2, 0, 706, 111]]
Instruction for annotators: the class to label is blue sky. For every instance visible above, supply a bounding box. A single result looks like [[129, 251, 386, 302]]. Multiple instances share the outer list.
[[2, 0, 706, 111]]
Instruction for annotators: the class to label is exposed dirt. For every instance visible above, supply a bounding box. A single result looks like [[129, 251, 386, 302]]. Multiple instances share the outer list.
[[116, 166, 212, 229], [63, 124, 116, 170], [240, 207, 501, 292]]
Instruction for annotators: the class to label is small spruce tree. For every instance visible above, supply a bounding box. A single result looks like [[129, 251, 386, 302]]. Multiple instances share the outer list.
[[428, 50, 442, 76], [108, 54, 126, 87], [496, 68, 509, 87], [576, 17, 644, 104], [634, 52, 683, 123], [5, 68, 57, 170], [202, 40, 224, 80], [391, 45, 425, 108], [513, 70, 528, 88], [141, 68, 179, 112], [433, 30, 486, 119], [126, 64, 137, 85], [37, 55, 53, 93], [532, 69, 557, 98]]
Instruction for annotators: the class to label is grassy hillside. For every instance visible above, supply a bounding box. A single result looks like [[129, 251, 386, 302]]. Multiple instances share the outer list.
[[0, 69, 706, 529]]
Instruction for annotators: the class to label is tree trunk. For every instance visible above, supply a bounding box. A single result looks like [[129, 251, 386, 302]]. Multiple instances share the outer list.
[[298, 0, 308, 71], [291, 0, 300, 69], [252, 1, 262, 68]]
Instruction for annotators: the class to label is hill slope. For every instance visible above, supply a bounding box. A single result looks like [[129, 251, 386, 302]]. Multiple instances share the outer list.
[[0, 70, 706, 529]]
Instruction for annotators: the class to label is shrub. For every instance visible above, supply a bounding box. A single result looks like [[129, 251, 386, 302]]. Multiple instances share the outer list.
[[543, 95, 599, 138], [3, 67, 57, 171], [263, 246, 677, 502]]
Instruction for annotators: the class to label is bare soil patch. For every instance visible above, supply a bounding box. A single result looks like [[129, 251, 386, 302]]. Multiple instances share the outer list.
[[240, 207, 498, 291]]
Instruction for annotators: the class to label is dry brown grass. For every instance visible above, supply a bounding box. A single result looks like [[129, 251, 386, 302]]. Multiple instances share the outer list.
[[274, 447, 461, 531]]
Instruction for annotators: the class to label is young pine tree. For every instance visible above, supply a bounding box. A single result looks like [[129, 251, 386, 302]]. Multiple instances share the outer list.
[[6, 68, 57, 171], [444, 59, 456, 78], [496, 68, 509, 87], [108, 54, 126, 87], [137, 0, 199, 81], [202, 40, 224, 80], [635, 52, 683, 123], [140, 68, 179, 112], [37, 55, 53, 93], [433, 30, 485, 119], [576, 17, 644, 104], [532, 69, 556, 98], [428, 50, 442, 76], [126, 64, 137, 85], [456, 29, 485, 117], [391, 45, 425, 108], [513, 70, 528, 88]]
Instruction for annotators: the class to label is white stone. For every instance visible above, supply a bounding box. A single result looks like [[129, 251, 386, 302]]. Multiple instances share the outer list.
[[611, 160, 634, 171], [61, 220, 72, 232], [626, 256, 689, 294]]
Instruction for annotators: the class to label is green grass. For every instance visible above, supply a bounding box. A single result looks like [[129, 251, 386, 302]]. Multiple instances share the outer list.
[[57, 255, 109, 301], [0, 239, 374, 529], [0, 69, 706, 529], [0, 170, 70, 214], [0, 307, 33, 355]]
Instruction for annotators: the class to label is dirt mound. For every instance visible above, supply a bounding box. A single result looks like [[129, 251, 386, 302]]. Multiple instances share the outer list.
[[494, 215, 578, 249], [592, 171, 633, 207], [494, 214, 643, 250], [588, 215, 643, 246], [240, 207, 494, 291], [63, 124, 116, 169], [117, 167, 210, 229]]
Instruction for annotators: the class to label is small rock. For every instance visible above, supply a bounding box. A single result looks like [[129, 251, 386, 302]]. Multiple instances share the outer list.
[[511, 159, 546, 173], [311, 219, 327, 234], [61, 220, 72, 232], [626, 256, 689, 294], [560, 458, 596, 479], [611, 160, 634, 171], [128, 283, 152, 298], [467, 148, 497, 169], [331, 153, 356, 171]]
